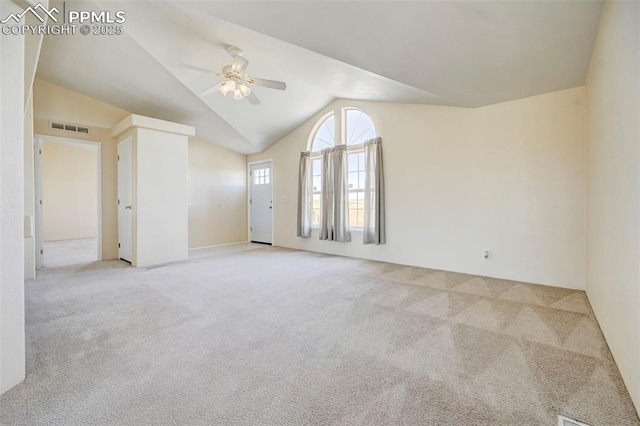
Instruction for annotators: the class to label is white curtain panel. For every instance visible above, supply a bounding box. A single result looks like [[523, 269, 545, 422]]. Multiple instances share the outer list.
[[296, 152, 313, 238], [332, 145, 351, 242], [320, 148, 335, 240], [363, 137, 386, 245], [320, 146, 351, 242]]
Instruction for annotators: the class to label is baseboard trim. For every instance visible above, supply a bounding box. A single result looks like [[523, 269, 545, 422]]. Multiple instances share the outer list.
[[188, 241, 250, 251]]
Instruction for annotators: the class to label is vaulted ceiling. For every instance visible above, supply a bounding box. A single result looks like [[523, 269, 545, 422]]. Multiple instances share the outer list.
[[36, 0, 603, 154]]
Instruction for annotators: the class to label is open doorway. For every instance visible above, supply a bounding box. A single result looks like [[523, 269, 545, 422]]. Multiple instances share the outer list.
[[35, 135, 102, 268]]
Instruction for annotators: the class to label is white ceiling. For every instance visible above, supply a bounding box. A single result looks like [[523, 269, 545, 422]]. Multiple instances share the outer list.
[[36, 0, 603, 154]]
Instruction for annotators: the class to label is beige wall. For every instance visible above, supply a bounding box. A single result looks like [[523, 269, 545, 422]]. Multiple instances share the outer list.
[[34, 79, 248, 257], [249, 87, 587, 289], [189, 138, 247, 248], [34, 78, 129, 259], [43, 140, 98, 241], [585, 1, 640, 412], [34, 78, 129, 128]]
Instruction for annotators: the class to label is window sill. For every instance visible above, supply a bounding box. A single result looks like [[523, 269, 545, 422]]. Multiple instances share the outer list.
[[310, 227, 363, 233]]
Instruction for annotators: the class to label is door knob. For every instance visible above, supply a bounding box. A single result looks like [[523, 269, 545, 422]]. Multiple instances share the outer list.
[[125, 205, 132, 210]]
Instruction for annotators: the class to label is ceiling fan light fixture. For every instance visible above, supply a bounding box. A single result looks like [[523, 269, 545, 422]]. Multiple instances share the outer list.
[[181, 46, 285, 106], [238, 83, 251, 96], [219, 82, 231, 96]]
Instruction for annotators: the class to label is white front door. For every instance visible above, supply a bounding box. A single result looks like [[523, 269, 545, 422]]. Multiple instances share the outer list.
[[250, 162, 273, 244], [117, 139, 133, 262]]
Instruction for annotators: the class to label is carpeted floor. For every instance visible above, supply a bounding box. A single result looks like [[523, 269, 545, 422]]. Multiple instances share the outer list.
[[43, 238, 98, 268], [1, 247, 638, 425]]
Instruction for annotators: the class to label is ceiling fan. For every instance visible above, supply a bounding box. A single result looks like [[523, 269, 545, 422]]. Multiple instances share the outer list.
[[178, 45, 287, 105]]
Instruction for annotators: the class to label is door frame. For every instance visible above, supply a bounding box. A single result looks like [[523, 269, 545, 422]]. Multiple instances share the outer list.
[[247, 159, 274, 243], [34, 134, 103, 269], [117, 137, 133, 263]]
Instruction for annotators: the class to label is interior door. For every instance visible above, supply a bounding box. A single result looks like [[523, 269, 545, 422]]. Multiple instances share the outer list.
[[250, 162, 273, 244], [117, 139, 133, 262]]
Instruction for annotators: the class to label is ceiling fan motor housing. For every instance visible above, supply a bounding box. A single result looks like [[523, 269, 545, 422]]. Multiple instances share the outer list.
[[226, 45, 243, 57]]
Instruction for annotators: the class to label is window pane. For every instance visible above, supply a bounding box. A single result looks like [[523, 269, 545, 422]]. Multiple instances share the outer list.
[[312, 114, 335, 152], [358, 152, 365, 169], [348, 153, 358, 171], [312, 193, 321, 226], [356, 210, 364, 228], [348, 172, 358, 190], [349, 190, 364, 229], [358, 171, 366, 190], [312, 158, 321, 175], [346, 110, 376, 146], [324, 115, 335, 140], [315, 126, 333, 148], [348, 192, 358, 211], [313, 176, 321, 191], [350, 209, 358, 227]]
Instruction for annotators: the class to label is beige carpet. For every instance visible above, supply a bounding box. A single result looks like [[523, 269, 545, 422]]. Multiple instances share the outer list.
[[1, 247, 638, 425], [43, 238, 98, 268]]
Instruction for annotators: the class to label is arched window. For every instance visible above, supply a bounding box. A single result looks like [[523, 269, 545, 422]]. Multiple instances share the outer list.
[[310, 113, 335, 152], [308, 112, 335, 226], [307, 108, 377, 229], [345, 109, 376, 146]]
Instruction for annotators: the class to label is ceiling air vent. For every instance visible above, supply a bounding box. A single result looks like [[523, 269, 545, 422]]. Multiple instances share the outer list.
[[50, 121, 90, 135]]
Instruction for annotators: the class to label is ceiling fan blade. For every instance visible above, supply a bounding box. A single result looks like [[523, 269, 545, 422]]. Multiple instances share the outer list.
[[200, 83, 223, 97], [178, 62, 218, 74], [231, 55, 249, 73], [245, 92, 261, 105], [249, 77, 286, 91]]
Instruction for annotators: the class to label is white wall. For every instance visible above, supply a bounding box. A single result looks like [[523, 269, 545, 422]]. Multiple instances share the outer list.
[[249, 87, 587, 289], [585, 0, 640, 412], [188, 137, 247, 248], [0, 0, 26, 395], [133, 128, 189, 267], [23, 4, 53, 279], [43, 140, 98, 241]]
